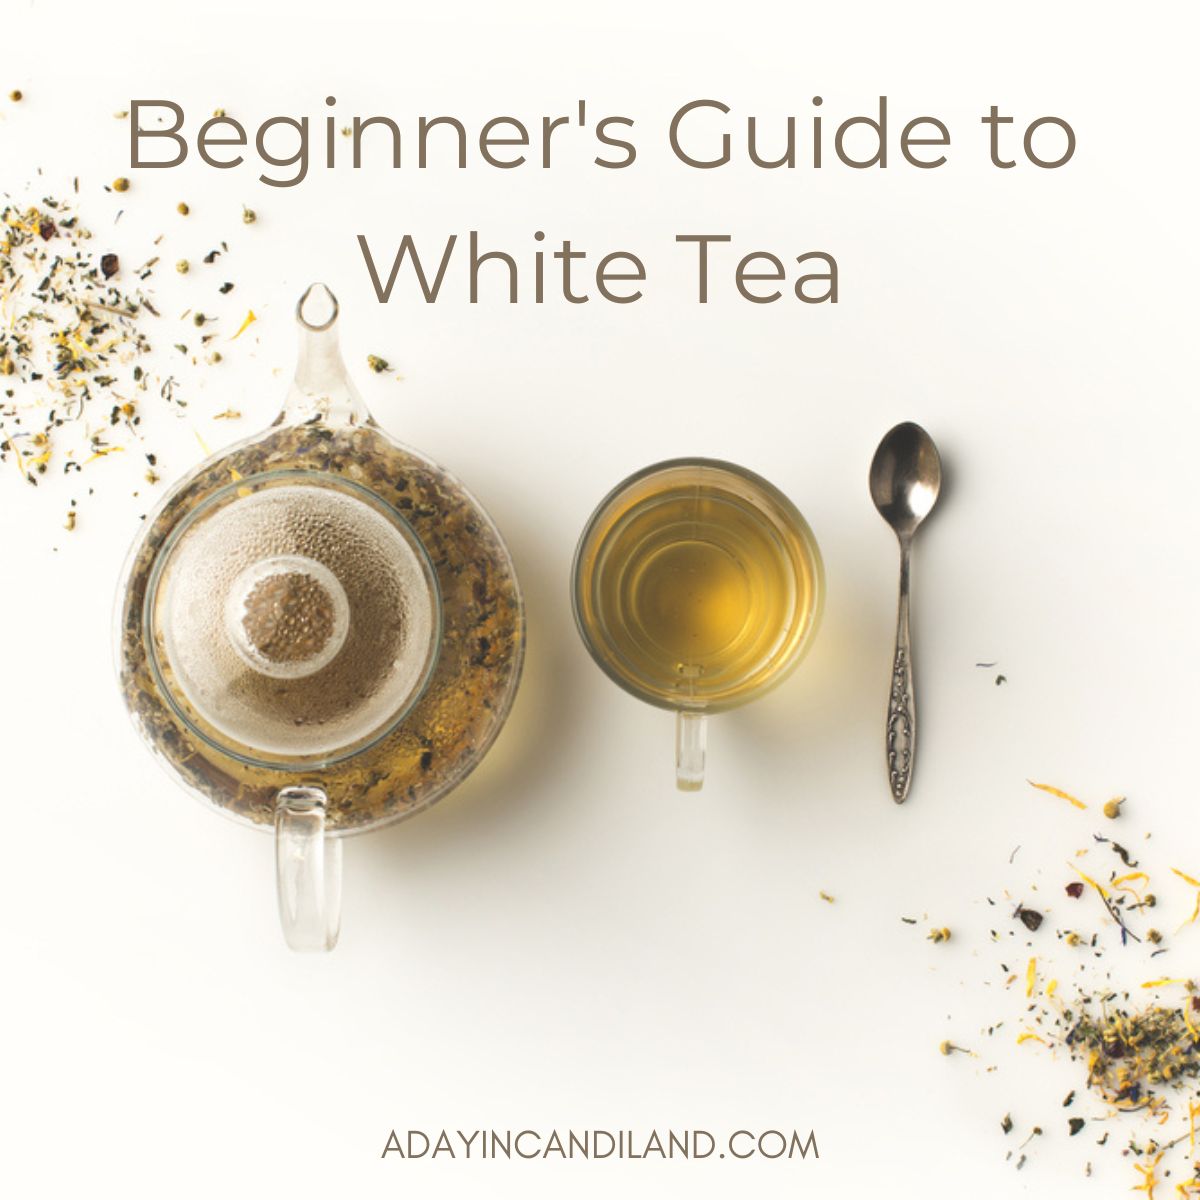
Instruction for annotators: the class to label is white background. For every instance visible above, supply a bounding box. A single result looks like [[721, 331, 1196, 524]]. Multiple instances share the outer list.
[[3, 1, 1199, 1197]]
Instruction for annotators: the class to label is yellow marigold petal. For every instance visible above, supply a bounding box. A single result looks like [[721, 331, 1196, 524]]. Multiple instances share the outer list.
[[1169, 869, 1200, 930], [1113, 872, 1149, 888], [1180, 891, 1200, 932], [1028, 780, 1087, 809], [1025, 956, 1037, 997], [1071, 863, 1110, 899], [231, 309, 257, 340]]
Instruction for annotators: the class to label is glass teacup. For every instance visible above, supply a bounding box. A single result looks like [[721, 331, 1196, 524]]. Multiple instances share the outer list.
[[572, 458, 823, 789]]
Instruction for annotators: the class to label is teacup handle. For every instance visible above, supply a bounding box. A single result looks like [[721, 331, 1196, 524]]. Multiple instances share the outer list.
[[675, 711, 707, 792], [275, 786, 342, 952]]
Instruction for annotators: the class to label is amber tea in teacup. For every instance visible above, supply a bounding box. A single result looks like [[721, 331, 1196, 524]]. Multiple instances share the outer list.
[[573, 458, 823, 789]]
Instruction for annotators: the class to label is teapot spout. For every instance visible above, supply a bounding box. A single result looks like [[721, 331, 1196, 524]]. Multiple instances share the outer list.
[[279, 283, 370, 427]]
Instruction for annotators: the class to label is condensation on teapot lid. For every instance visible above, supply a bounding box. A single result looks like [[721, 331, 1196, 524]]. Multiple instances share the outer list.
[[223, 554, 351, 680], [146, 475, 442, 765]]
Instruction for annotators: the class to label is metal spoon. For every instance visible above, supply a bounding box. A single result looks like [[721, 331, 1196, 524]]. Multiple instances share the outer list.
[[869, 422, 943, 803]]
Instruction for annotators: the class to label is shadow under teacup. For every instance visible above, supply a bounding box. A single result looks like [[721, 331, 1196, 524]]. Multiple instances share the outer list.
[[572, 458, 824, 790]]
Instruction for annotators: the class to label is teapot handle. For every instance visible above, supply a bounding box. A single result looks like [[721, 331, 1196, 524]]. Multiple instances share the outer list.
[[275, 786, 342, 951]]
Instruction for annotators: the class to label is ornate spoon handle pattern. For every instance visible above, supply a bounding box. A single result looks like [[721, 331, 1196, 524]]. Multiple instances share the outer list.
[[886, 543, 915, 803]]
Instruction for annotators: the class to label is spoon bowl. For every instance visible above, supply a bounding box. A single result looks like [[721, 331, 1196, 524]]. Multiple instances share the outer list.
[[869, 422, 942, 541]]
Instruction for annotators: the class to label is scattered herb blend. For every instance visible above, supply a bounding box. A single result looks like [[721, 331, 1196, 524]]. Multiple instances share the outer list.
[[0, 175, 259, 527], [943, 788, 1200, 1195], [1, 196, 158, 486]]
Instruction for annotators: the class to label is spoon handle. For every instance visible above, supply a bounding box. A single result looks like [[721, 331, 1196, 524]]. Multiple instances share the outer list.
[[887, 542, 916, 803]]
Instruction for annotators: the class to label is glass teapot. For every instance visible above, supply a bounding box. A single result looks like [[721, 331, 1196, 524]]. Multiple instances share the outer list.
[[115, 285, 524, 951]]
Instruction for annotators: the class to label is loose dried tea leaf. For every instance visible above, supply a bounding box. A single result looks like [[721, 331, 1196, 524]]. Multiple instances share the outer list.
[[1016, 906, 1044, 931], [1098, 836, 1138, 868]]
